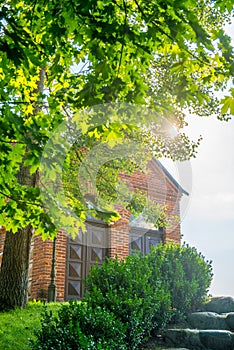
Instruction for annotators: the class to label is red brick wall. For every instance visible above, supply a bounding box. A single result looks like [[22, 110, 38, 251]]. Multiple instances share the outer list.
[[30, 235, 53, 300], [109, 207, 130, 259], [120, 160, 182, 244], [30, 230, 67, 301], [163, 179, 182, 244], [147, 161, 182, 243], [55, 230, 67, 301]]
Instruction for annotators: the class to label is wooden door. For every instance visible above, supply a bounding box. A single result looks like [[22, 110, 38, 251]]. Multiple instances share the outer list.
[[130, 228, 163, 256], [65, 222, 108, 300]]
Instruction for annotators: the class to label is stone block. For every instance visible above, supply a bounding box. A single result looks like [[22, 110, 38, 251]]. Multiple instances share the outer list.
[[204, 296, 234, 313], [199, 330, 233, 350], [165, 329, 202, 349], [188, 311, 229, 330], [226, 312, 234, 331]]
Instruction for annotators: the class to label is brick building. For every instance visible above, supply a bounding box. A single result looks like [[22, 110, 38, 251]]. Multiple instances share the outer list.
[[0, 159, 188, 302]]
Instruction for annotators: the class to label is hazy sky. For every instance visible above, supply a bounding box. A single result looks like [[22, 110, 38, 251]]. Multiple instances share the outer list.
[[165, 22, 234, 296], [181, 116, 234, 296]]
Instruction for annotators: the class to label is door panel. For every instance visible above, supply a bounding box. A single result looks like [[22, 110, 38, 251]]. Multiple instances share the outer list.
[[69, 245, 82, 260], [145, 235, 162, 255], [66, 233, 85, 299], [65, 222, 108, 300], [130, 235, 142, 253], [67, 280, 82, 298], [130, 228, 163, 256]]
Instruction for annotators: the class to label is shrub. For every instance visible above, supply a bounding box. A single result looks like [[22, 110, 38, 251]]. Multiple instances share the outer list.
[[31, 301, 127, 350], [85, 253, 171, 349], [147, 243, 213, 316], [32, 243, 213, 350], [85, 243, 213, 348]]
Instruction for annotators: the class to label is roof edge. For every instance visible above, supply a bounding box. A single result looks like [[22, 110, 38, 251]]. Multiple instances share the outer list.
[[155, 159, 189, 196]]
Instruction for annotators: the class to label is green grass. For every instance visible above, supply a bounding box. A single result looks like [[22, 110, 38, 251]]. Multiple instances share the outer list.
[[0, 301, 62, 350]]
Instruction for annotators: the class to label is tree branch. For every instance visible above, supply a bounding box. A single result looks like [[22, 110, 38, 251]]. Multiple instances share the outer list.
[[0, 190, 42, 207], [117, 0, 127, 76], [133, 0, 213, 67], [0, 139, 26, 144]]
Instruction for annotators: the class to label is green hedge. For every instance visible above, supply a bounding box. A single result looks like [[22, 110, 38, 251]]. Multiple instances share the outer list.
[[85, 243, 212, 348], [85, 253, 171, 349], [147, 243, 213, 317], [32, 243, 213, 350], [31, 302, 127, 350]]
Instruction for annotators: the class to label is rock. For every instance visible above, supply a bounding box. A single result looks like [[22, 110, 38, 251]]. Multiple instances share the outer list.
[[204, 296, 234, 313], [187, 311, 229, 330], [165, 329, 202, 349], [199, 330, 233, 350], [165, 328, 234, 349], [226, 312, 234, 331]]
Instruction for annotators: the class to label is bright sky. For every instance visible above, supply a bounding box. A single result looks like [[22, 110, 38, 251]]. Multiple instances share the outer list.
[[182, 115, 234, 296], [164, 21, 234, 296]]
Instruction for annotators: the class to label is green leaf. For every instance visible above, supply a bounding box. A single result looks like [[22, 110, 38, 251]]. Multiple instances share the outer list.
[[221, 96, 234, 115]]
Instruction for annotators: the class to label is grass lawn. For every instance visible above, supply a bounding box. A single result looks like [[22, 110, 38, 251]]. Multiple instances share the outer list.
[[0, 301, 62, 350]]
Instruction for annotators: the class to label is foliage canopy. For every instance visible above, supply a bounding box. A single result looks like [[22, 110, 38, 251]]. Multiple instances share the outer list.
[[0, 0, 234, 236]]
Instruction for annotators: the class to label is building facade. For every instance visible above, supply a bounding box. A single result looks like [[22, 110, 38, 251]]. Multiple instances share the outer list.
[[0, 160, 188, 301]]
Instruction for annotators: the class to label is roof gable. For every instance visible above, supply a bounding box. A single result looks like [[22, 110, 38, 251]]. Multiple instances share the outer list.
[[153, 159, 189, 196]]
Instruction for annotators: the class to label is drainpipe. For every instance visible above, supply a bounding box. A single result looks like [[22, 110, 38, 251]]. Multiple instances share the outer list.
[[48, 237, 56, 302]]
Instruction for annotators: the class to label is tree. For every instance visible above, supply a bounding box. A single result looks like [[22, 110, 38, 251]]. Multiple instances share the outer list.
[[0, 0, 233, 310]]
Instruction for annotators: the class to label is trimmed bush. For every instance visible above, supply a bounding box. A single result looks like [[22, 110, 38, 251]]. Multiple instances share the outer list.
[[85, 253, 171, 349], [85, 243, 213, 348], [32, 243, 213, 350], [147, 243, 213, 316], [31, 302, 127, 350]]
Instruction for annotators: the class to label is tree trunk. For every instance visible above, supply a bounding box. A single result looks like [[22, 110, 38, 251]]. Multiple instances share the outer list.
[[0, 226, 33, 310], [0, 163, 38, 310], [0, 67, 45, 311], [0, 158, 39, 310]]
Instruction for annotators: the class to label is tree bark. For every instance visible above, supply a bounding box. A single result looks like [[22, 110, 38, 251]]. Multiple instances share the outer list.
[[0, 162, 38, 310], [0, 226, 33, 310], [0, 67, 45, 310]]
